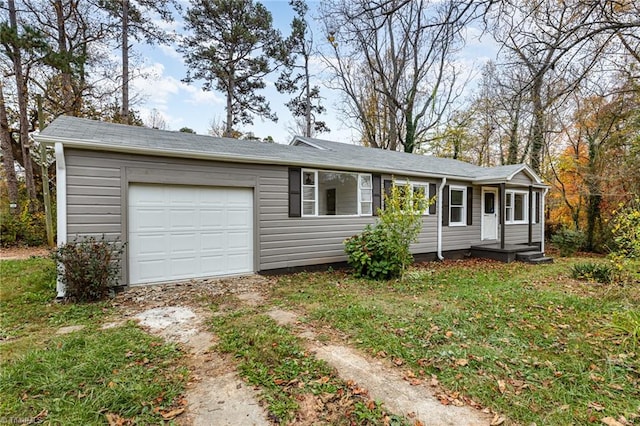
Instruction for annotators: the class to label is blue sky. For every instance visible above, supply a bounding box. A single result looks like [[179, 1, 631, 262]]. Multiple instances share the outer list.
[[130, 1, 499, 144]]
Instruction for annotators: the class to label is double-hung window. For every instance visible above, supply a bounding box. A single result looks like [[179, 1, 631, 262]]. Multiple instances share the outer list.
[[505, 190, 528, 224], [449, 186, 466, 226], [385, 181, 431, 214], [302, 169, 373, 216]]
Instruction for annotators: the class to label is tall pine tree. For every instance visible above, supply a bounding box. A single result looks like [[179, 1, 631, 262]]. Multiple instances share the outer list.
[[276, 0, 328, 137], [180, 0, 284, 137]]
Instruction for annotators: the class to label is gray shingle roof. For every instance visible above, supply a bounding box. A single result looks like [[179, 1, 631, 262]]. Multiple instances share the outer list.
[[36, 116, 542, 184]]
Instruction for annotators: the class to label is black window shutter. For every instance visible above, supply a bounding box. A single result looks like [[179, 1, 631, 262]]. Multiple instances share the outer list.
[[288, 167, 301, 217], [442, 185, 450, 226], [383, 179, 392, 209], [535, 191, 541, 223], [372, 175, 382, 216], [467, 186, 473, 225], [429, 183, 437, 215]]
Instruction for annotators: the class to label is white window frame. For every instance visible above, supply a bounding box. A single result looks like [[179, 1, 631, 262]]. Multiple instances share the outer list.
[[449, 186, 467, 226], [505, 189, 529, 225], [385, 180, 431, 215], [301, 169, 373, 217]]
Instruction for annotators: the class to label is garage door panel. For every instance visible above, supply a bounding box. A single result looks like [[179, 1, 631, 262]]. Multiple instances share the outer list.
[[200, 209, 225, 229], [135, 259, 168, 282], [131, 233, 167, 256], [169, 233, 199, 254], [227, 231, 251, 249], [129, 184, 253, 285], [201, 232, 225, 250], [130, 208, 166, 231]]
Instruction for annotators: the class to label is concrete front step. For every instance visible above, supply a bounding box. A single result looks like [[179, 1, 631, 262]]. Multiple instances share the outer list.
[[521, 255, 554, 264], [516, 250, 544, 261]]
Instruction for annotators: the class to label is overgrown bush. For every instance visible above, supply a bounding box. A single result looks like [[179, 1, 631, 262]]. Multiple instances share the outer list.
[[610, 310, 640, 350], [571, 262, 614, 284], [551, 227, 585, 257], [51, 236, 125, 302], [608, 199, 640, 259], [0, 206, 48, 246], [344, 182, 428, 280]]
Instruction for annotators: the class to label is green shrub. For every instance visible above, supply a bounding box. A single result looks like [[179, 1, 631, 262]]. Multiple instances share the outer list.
[[344, 181, 428, 280], [344, 224, 402, 279], [551, 227, 585, 257], [610, 310, 640, 350], [571, 262, 614, 284], [51, 236, 125, 302], [609, 199, 640, 259], [0, 206, 47, 246]]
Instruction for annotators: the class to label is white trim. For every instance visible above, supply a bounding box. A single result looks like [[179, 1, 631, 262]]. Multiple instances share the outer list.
[[505, 189, 529, 225], [541, 188, 548, 254], [448, 185, 467, 227], [481, 187, 499, 241], [437, 178, 447, 260], [301, 169, 372, 217], [54, 142, 67, 298]]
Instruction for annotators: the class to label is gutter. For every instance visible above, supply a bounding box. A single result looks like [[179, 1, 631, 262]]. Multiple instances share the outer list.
[[55, 142, 67, 298], [437, 177, 447, 260]]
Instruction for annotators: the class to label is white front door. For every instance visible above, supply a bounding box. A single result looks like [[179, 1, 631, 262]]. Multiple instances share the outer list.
[[128, 184, 254, 285], [481, 187, 498, 241]]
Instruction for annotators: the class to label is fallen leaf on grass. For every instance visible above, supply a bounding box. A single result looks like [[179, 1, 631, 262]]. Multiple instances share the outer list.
[[160, 407, 185, 420], [588, 401, 605, 411], [105, 413, 132, 426], [490, 414, 505, 425], [455, 358, 468, 367], [601, 417, 625, 426], [497, 379, 506, 394], [393, 358, 404, 366]]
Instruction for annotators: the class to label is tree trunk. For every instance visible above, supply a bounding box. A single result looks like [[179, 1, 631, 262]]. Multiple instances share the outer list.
[[404, 108, 415, 153], [304, 54, 311, 137], [225, 75, 234, 137], [585, 140, 601, 251], [8, 0, 37, 211], [120, 0, 130, 123], [53, 0, 75, 115], [529, 79, 545, 173], [0, 82, 19, 213]]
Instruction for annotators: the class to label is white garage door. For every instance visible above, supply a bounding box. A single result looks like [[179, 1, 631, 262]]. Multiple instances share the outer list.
[[128, 184, 253, 285]]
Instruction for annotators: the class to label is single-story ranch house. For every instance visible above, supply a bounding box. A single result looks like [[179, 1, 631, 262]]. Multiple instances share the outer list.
[[35, 116, 550, 297]]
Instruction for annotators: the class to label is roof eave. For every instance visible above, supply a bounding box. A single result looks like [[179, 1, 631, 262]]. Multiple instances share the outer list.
[[34, 134, 482, 182]]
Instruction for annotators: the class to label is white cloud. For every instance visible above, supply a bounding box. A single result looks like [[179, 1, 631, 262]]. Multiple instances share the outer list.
[[183, 84, 224, 105]]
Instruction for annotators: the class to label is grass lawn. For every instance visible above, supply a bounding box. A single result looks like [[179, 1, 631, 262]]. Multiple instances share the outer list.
[[267, 257, 640, 425], [0, 257, 188, 424]]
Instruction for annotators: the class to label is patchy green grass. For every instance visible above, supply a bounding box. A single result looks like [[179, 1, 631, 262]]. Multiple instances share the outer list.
[[211, 307, 409, 425], [0, 258, 189, 424], [269, 258, 640, 425]]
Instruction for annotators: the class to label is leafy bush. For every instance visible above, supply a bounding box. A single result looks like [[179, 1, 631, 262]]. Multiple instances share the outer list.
[[610, 310, 640, 350], [51, 236, 125, 302], [344, 181, 428, 280], [551, 227, 585, 257], [608, 199, 640, 259], [571, 262, 614, 284], [0, 206, 48, 246]]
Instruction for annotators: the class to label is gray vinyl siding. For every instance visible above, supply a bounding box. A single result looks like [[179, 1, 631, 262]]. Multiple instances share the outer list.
[[441, 181, 482, 250], [64, 148, 543, 285], [510, 171, 533, 186], [64, 149, 378, 281]]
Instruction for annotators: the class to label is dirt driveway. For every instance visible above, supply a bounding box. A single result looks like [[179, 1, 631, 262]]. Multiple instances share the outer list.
[[111, 275, 496, 426]]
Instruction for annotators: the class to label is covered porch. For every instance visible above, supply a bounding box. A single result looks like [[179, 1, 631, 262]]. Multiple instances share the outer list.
[[471, 178, 552, 264]]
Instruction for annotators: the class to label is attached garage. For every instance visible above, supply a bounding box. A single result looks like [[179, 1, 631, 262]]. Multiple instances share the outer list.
[[128, 183, 254, 285]]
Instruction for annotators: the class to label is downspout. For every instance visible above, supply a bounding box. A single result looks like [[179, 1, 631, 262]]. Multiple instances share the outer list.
[[541, 187, 548, 254], [437, 177, 447, 260], [54, 142, 67, 299]]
